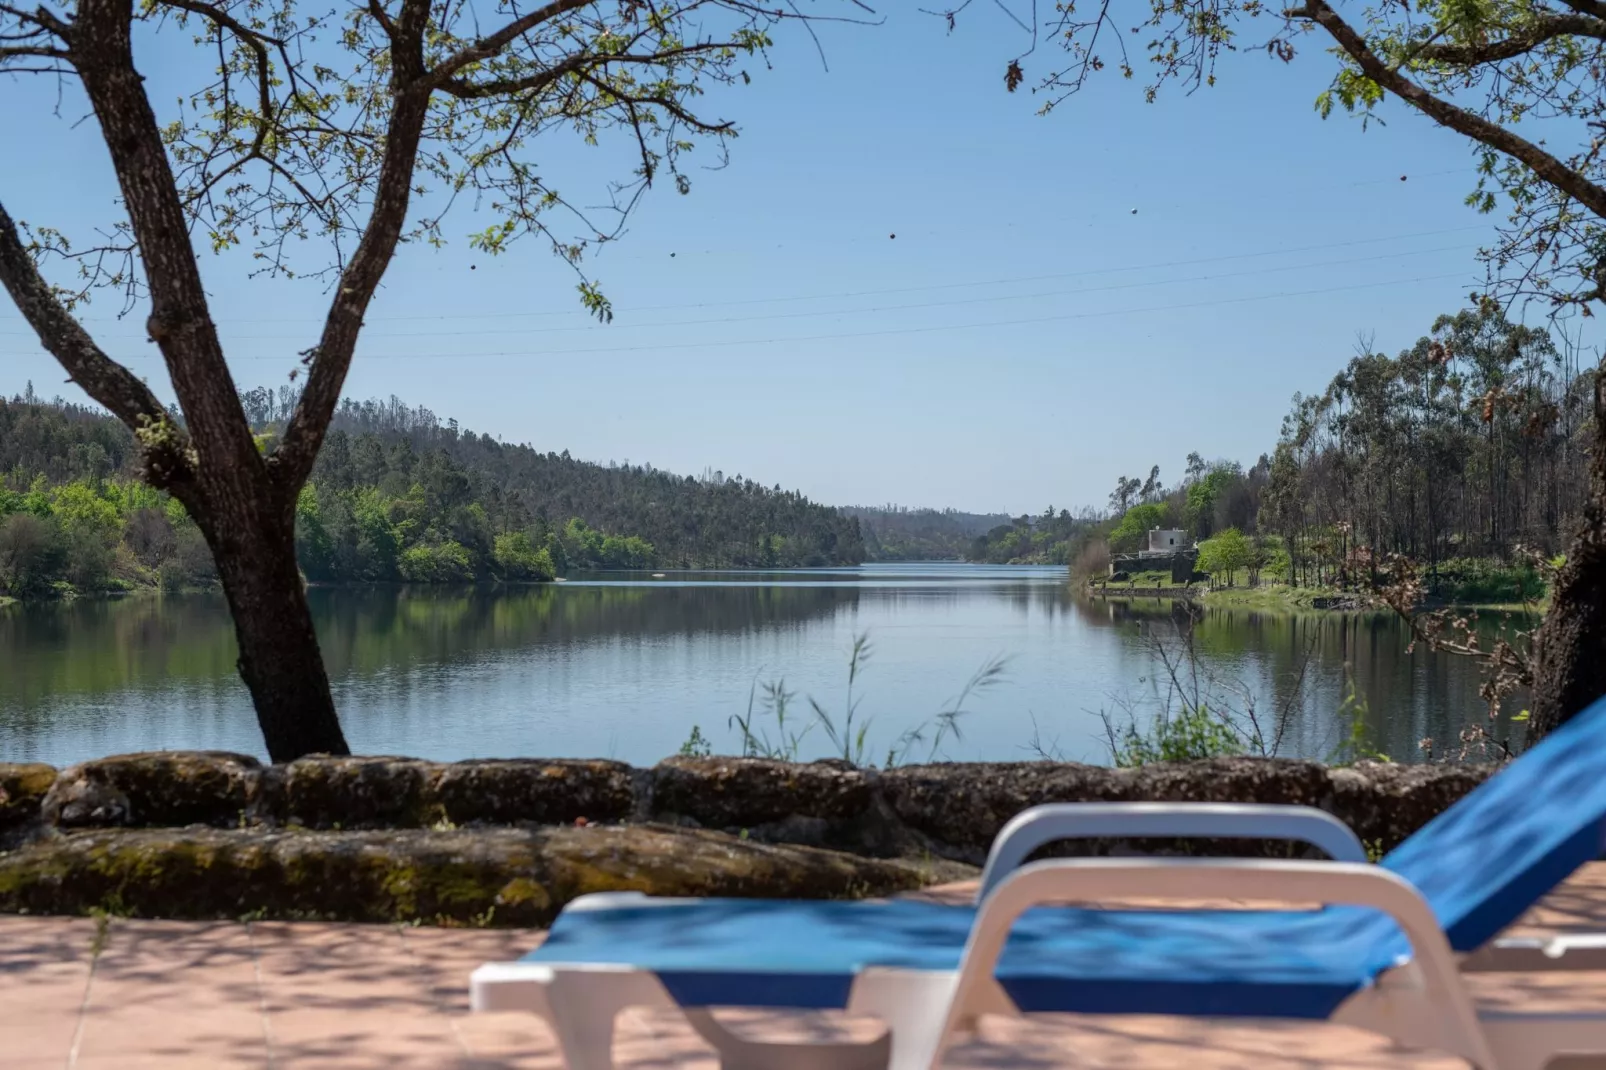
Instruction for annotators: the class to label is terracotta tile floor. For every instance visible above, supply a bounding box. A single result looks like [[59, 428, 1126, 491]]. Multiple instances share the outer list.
[[7, 866, 1606, 1068]]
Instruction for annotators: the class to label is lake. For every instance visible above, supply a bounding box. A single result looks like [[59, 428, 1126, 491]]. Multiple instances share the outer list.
[[0, 563, 1524, 767]]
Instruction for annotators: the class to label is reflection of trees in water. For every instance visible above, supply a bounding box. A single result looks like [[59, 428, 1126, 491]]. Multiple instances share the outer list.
[[0, 585, 860, 709], [1071, 596, 1527, 762], [993, 582, 1082, 618], [1, 585, 1529, 766], [312, 584, 857, 675], [0, 596, 239, 710], [831, 581, 1076, 620]]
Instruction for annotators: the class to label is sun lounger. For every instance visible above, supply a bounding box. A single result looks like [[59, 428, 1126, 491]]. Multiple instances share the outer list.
[[472, 693, 1606, 1070]]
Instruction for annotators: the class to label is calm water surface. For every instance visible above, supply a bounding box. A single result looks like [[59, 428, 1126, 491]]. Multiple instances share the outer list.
[[0, 564, 1521, 766]]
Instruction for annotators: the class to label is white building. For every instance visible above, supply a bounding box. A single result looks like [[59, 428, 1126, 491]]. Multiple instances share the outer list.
[[1146, 528, 1188, 554]]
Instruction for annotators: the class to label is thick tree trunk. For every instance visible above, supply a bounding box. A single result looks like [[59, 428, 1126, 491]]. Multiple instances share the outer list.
[[208, 514, 350, 762], [1528, 366, 1606, 740]]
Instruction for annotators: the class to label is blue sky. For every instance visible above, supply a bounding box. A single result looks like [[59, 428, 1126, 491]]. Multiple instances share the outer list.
[[0, 5, 1562, 514]]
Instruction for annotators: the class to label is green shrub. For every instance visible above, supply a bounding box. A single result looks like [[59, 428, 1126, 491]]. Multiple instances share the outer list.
[[1197, 528, 1253, 586], [492, 532, 556, 581], [1426, 557, 1546, 604], [1109, 706, 1245, 767], [1108, 504, 1169, 554], [678, 725, 713, 758], [0, 513, 67, 596], [398, 541, 475, 583]]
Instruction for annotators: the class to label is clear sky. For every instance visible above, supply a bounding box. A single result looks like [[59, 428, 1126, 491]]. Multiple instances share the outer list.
[[0, 6, 1571, 515]]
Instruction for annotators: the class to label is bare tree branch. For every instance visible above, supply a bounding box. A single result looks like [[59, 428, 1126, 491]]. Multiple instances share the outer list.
[[575, 68, 734, 133], [430, 0, 610, 83], [0, 201, 196, 494], [0, 0, 70, 61], [72, 0, 263, 491], [437, 42, 734, 99], [1556, 0, 1606, 21], [0, 1, 70, 38], [1412, 12, 1606, 65], [270, 0, 435, 494]]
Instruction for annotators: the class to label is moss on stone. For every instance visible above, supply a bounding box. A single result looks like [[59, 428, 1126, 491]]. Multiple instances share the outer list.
[[652, 757, 872, 828], [12, 749, 1493, 873], [435, 759, 634, 827], [0, 824, 944, 926], [259, 757, 445, 829], [42, 752, 259, 829], [0, 763, 57, 838]]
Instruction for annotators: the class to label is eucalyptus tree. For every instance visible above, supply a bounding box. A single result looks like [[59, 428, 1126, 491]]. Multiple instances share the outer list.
[[0, 0, 859, 759]]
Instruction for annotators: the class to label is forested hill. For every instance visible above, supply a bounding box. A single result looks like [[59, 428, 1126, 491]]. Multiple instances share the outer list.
[[300, 393, 864, 569], [0, 388, 864, 598], [844, 505, 1011, 561]]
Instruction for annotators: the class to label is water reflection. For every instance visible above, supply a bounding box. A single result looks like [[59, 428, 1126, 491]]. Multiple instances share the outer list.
[[1071, 596, 1529, 762], [0, 567, 1525, 767]]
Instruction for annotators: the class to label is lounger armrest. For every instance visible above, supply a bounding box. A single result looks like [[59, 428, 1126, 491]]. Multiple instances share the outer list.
[[916, 858, 1491, 1070], [977, 803, 1367, 901]]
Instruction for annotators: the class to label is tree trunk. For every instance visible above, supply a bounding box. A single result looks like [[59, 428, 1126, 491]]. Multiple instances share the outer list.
[[208, 513, 350, 762], [1528, 365, 1606, 740]]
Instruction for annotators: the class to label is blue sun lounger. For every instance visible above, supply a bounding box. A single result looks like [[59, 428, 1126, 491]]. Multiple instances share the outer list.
[[473, 694, 1606, 1070]]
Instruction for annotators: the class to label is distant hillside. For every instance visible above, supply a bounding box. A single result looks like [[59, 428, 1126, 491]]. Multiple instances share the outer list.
[[304, 394, 864, 570], [966, 510, 1100, 565], [0, 388, 864, 598], [844, 505, 1011, 561]]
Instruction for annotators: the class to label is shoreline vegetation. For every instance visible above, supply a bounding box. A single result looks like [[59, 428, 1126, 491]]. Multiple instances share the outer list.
[[1084, 574, 1547, 614], [1, 390, 865, 603], [968, 307, 1592, 626]]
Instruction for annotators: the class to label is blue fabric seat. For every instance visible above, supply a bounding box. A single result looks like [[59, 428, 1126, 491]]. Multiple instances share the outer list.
[[523, 693, 1606, 1020], [529, 898, 1397, 1017]]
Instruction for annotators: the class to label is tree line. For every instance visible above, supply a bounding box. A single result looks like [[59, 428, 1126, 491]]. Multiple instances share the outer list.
[[845, 505, 1011, 561], [308, 394, 864, 570], [0, 388, 866, 599], [965, 507, 1103, 565], [1090, 309, 1595, 603]]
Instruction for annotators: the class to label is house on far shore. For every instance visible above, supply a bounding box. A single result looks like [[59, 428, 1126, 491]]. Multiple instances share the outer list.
[[1147, 528, 1187, 553], [1108, 528, 1198, 584]]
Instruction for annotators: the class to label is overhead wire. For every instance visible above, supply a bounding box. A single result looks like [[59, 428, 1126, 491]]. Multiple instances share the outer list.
[[0, 240, 1477, 343], [0, 223, 1492, 335], [594, 167, 1482, 263], [35, 270, 1471, 363]]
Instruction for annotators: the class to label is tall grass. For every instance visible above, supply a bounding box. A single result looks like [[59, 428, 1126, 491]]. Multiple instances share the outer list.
[[722, 631, 1009, 768]]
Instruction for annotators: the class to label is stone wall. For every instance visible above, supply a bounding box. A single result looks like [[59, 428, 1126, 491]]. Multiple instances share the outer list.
[[3, 751, 1494, 857], [0, 752, 1496, 924]]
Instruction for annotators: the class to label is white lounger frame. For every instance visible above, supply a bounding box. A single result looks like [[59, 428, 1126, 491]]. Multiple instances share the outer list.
[[471, 802, 1606, 1070]]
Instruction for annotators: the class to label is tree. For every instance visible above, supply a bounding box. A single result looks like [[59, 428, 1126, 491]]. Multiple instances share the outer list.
[[1108, 502, 1168, 553], [1140, 464, 1162, 502], [0, 0, 846, 760], [1108, 474, 1143, 515], [962, 0, 1606, 739], [1197, 527, 1253, 586], [0, 513, 66, 596]]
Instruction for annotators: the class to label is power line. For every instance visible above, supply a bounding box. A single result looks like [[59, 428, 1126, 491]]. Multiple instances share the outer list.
[[34, 270, 1467, 363], [0, 224, 1491, 335], [348, 242, 1482, 337], [4, 241, 1475, 343], [284, 223, 1497, 320], [596, 168, 1480, 262]]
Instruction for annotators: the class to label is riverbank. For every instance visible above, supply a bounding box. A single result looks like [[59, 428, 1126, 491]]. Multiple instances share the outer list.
[[1203, 585, 1372, 610], [1084, 580, 1369, 611], [0, 575, 570, 606], [1084, 578, 1542, 614]]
